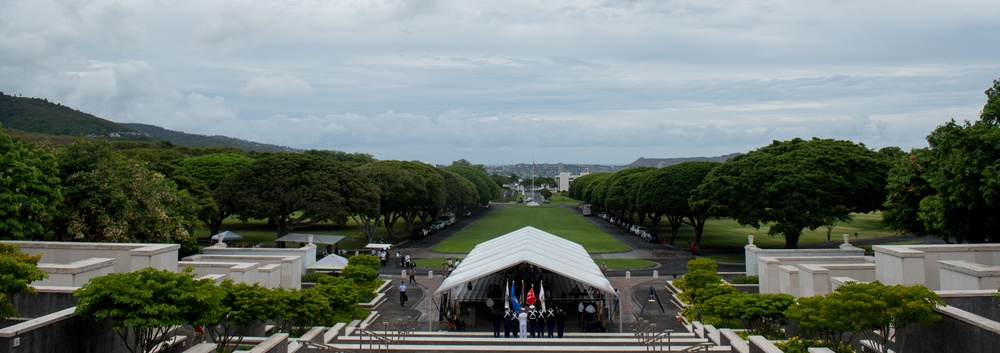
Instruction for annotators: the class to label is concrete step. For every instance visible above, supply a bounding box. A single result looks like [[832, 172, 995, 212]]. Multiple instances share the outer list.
[[336, 335, 707, 346], [323, 342, 728, 352]]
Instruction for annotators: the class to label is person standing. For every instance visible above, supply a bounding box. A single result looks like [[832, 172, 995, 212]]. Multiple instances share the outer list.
[[491, 308, 503, 338], [503, 308, 514, 338], [518, 308, 528, 338], [555, 307, 567, 338], [577, 301, 585, 327], [408, 265, 417, 284], [545, 306, 556, 338], [584, 302, 596, 329], [399, 281, 407, 306], [600, 262, 608, 276]]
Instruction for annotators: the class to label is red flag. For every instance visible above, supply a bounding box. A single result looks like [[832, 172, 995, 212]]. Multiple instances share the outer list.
[[526, 287, 536, 305]]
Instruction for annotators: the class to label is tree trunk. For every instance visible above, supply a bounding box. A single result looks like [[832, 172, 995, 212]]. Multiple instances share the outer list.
[[784, 230, 802, 249], [667, 215, 684, 245]]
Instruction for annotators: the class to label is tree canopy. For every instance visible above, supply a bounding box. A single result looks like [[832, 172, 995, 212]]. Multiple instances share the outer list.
[[694, 138, 889, 248], [53, 139, 198, 244], [0, 125, 62, 240], [73, 268, 225, 353], [883, 78, 1000, 243], [0, 243, 49, 320], [215, 153, 377, 238]]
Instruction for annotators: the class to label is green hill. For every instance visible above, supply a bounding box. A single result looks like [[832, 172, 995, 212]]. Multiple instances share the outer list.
[[0, 92, 137, 136], [0, 92, 298, 152], [122, 123, 300, 153]]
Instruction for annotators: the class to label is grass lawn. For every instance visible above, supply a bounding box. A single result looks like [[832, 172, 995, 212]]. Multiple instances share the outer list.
[[596, 258, 657, 270], [415, 257, 656, 270], [432, 205, 629, 254], [656, 212, 897, 249]]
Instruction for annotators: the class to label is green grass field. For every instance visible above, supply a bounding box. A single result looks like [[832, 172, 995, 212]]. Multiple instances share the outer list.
[[431, 205, 630, 253], [415, 257, 656, 270], [658, 212, 897, 249]]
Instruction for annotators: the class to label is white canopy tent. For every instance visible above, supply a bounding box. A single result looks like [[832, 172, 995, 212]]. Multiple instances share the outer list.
[[433, 226, 619, 331], [211, 231, 244, 242], [435, 226, 614, 295]]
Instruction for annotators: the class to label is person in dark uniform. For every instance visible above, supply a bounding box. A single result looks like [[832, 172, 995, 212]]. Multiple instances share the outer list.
[[503, 308, 514, 338], [545, 306, 556, 338], [491, 308, 503, 338], [555, 307, 568, 338]]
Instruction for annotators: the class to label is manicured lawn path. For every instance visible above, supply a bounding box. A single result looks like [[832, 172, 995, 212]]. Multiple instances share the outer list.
[[432, 205, 630, 254]]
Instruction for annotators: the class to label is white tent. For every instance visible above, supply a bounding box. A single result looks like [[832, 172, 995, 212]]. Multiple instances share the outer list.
[[435, 226, 614, 296], [211, 231, 244, 242], [308, 254, 350, 271]]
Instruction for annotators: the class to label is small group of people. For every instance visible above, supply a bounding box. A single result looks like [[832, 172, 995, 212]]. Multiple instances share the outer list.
[[394, 251, 413, 268], [371, 249, 389, 266], [440, 257, 459, 277], [493, 305, 567, 338], [577, 301, 600, 330]]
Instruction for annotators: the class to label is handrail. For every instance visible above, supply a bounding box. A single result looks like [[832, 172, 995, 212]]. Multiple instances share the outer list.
[[643, 330, 673, 352]]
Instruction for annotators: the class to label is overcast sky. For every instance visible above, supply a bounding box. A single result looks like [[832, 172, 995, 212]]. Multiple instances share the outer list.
[[2, 0, 997, 165]]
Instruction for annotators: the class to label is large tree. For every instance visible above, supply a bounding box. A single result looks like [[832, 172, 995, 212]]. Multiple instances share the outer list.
[[74, 268, 225, 353], [54, 140, 198, 244], [883, 78, 1000, 243], [358, 161, 428, 238], [178, 153, 254, 235], [636, 161, 719, 245], [439, 169, 478, 214], [603, 167, 656, 223], [694, 138, 888, 248], [215, 153, 377, 238], [0, 125, 62, 240], [445, 165, 499, 206]]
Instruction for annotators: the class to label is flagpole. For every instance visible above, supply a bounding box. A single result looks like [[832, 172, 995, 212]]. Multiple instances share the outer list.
[[521, 280, 525, 304]]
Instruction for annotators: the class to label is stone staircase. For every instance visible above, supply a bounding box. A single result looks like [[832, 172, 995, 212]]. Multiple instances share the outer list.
[[318, 323, 723, 352]]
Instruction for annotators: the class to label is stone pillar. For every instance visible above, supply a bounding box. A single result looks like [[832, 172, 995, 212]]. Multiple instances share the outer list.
[[428, 270, 434, 279], [308, 234, 314, 245], [843, 234, 850, 245], [748, 234, 754, 245], [625, 271, 631, 279], [653, 270, 658, 278]]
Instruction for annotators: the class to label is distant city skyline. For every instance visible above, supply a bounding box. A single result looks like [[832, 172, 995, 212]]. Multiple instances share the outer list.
[[2, 1, 997, 165]]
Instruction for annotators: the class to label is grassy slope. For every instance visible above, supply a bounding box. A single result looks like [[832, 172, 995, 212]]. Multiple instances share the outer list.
[[432, 205, 630, 253]]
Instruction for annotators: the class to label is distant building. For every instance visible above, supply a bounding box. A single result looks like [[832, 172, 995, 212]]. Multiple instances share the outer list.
[[555, 171, 588, 192]]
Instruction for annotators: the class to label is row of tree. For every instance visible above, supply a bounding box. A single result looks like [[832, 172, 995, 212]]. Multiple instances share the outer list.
[[1, 127, 502, 245], [571, 78, 1000, 248]]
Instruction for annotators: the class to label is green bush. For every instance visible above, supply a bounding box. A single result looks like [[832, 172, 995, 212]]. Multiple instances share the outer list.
[[348, 254, 381, 270], [775, 336, 854, 353]]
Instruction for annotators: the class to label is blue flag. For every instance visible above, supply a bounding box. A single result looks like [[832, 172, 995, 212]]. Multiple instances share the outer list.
[[510, 283, 521, 311]]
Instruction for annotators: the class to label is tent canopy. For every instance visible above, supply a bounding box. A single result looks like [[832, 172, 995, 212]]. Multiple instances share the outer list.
[[434, 226, 614, 296], [365, 243, 393, 250], [211, 231, 244, 242], [308, 254, 350, 271], [275, 233, 345, 245]]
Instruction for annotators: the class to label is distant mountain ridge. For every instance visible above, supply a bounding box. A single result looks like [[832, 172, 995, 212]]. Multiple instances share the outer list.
[[122, 123, 301, 153], [627, 154, 741, 167], [0, 92, 298, 153]]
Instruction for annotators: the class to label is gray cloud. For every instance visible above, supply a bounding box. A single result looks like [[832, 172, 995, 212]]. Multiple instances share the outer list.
[[0, 0, 997, 165]]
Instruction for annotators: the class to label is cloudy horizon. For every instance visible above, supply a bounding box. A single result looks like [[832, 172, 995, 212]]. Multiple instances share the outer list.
[[2, 0, 997, 165]]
